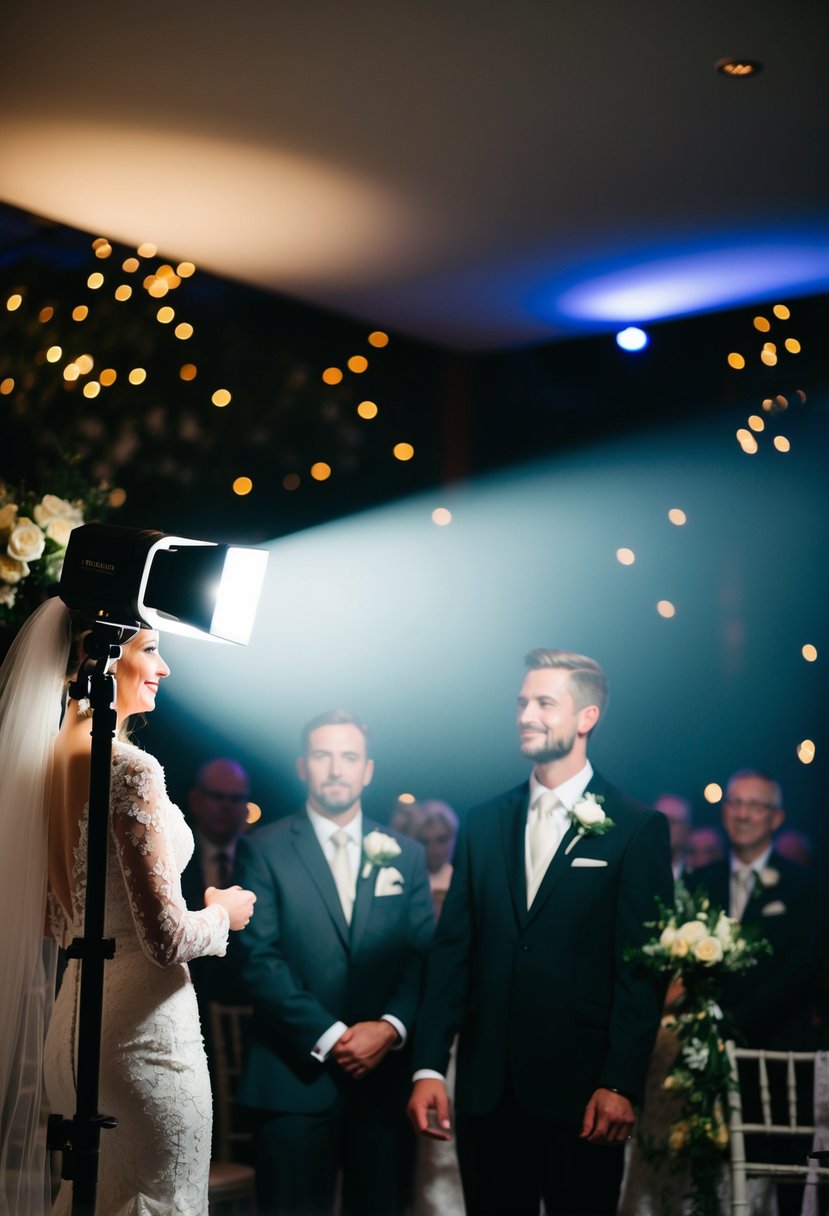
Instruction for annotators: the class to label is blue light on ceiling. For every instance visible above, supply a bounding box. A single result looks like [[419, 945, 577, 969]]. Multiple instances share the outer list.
[[616, 326, 649, 351]]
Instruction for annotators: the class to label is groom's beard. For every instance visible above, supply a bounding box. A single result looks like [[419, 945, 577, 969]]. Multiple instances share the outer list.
[[519, 726, 577, 765]]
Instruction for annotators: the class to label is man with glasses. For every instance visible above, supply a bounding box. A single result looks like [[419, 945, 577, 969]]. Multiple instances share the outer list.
[[182, 757, 252, 1077], [689, 768, 818, 1049]]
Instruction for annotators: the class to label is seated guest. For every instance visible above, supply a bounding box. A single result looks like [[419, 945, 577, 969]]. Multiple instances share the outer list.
[[686, 824, 725, 870], [414, 800, 459, 918], [653, 792, 692, 880]]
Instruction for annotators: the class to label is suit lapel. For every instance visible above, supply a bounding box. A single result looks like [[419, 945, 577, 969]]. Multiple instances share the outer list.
[[525, 772, 607, 924], [290, 813, 349, 948], [349, 822, 377, 953], [499, 784, 531, 926]]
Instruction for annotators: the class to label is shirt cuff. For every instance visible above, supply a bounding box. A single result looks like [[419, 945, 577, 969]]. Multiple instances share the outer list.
[[413, 1069, 446, 1082], [311, 1021, 347, 1062], [381, 1014, 407, 1049]]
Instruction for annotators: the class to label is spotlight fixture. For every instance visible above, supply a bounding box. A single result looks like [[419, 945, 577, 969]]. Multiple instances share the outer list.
[[60, 523, 268, 643], [715, 57, 762, 77]]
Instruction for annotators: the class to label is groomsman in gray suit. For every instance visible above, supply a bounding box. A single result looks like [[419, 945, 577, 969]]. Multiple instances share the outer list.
[[409, 649, 673, 1216], [235, 710, 434, 1216]]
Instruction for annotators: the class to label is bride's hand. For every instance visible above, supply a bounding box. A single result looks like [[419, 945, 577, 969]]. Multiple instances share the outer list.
[[204, 885, 256, 931]]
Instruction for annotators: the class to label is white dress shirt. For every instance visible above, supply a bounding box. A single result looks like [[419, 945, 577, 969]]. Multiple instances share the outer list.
[[728, 844, 773, 919], [305, 806, 406, 1061]]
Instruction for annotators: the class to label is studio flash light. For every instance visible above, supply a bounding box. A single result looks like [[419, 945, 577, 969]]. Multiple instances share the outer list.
[[59, 523, 269, 643]]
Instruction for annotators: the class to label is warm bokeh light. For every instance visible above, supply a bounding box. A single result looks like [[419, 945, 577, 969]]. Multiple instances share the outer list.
[[773, 304, 791, 320], [784, 338, 801, 353], [310, 462, 332, 481], [736, 429, 758, 454], [0, 378, 14, 395], [108, 487, 127, 508], [100, 368, 117, 386], [393, 442, 414, 461], [128, 368, 147, 385], [212, 388, 232, 407], [122, 257, 139, 273], [431, 508, 452, 526], [176, 261, 196, 278], [752, 316, 770, 332], [397, 793, 416, 804], [775, 395, 789, 410], [94, 243, 112, 259], [747, 415, 765, 432], [615, 547, 635, 565], [82, 381, 100, 399], [87, 272, 104, 289], [667, 508, 686, 526], [179, 363, 197, 381], [797, 739, 815, 764], [147, 279, 169, 298], [704, 783, 722, 804], [322, 367, 343, 385], [656, 600, 675, 618], [114, 285, 133, 302], [38, 306, 54, 323], [368, 331, 389, 348], [802, 644, 818, 662], [157, 306, 175, 323], [46, 345, 62, 363], [137, 242, 158, 258], [760, 349, 777, 366], [347, 355, 368, 373], [75, 354, 94, 374], [71, 305, 88, 321], [727, 352, 745, 370], [246, 802, 262, 825], [6, 293, 22, 312], [232, 476, 253, 496], [773, 436, 791, 452], [283, 473, 301, 491], [174, 322, 193, 340], [357, 400, 378, 419], [63, 363, 79, 381], [762, 341, 776, 353]]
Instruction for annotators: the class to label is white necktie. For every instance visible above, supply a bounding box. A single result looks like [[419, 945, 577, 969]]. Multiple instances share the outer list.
[[731, 866, 754, 921], [330, 829, 355, 924], [527, 791, 564, 907]]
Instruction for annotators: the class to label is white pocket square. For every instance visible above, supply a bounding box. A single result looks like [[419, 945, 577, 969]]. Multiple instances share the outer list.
[[570, 858, 608, 868], [761, 900, 786, 916], [374, 866, 405, 896]]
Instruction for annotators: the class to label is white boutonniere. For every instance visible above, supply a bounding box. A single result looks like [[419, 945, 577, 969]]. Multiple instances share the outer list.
[[564, 793, 615, 855], [361, 830, 402, 879], [757, 866, 779, 888]]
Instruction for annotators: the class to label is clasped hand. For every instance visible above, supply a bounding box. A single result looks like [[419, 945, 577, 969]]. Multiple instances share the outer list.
[[204, 885, 256, 931], [580, 1087, 635, 1145], [331, 1020, 398, 1079]]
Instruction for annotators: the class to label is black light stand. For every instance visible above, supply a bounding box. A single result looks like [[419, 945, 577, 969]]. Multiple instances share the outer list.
[[47, 620, 138, 1216]]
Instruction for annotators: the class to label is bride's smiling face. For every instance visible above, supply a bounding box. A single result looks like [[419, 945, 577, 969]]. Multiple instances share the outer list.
[[114, 630, 170, 719]]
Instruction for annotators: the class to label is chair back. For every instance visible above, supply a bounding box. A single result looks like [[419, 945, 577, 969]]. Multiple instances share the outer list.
[[210, 1003, 254, 1164]]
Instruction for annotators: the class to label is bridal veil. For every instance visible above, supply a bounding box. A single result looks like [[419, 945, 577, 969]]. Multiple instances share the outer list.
[[0, 597, 70, 1215]]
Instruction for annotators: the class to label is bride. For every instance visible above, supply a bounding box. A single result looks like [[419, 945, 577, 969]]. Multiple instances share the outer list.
[[0, 598, 256, 1215]]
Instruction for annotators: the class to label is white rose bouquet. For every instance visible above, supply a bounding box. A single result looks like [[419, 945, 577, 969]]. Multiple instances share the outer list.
[[626, 881, 772, 1216], [0, 473, 111, 634]]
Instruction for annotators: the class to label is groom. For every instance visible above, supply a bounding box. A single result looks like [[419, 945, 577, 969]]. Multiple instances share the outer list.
[[235, 709, 434, 1216], [408, 649, 673, 1216]]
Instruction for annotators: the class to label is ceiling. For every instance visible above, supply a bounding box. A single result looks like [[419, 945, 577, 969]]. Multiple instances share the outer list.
[[1, 1, 827, 350]]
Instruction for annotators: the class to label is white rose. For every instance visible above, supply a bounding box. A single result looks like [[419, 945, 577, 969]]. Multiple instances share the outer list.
[[676, 920, 707, 945], [0, 503, 18, 536], [714, 912, 735, 948], [7, 517, 45, 562], [670, 937, 690, 958], [363, 831, 402, 862], [33, 494, 83, 526], [0, 583, 16, 607], [758, 867, 779, 888], [659, 926, 678, 948], [693, 936, 724, 966], [45, 516, 76, 548], [0, 554, 29, 584], [572, 794, 605, 827]]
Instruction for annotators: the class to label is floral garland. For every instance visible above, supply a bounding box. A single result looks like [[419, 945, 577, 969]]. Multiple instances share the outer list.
[[0, 473, 110, 632], [626, 880, 771, 1216]]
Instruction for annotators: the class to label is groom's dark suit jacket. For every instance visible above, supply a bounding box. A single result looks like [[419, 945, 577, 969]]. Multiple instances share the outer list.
[[414, 772, 673, 1123], [234, 811, 434, 1114], [688, 850, 820, 1049]]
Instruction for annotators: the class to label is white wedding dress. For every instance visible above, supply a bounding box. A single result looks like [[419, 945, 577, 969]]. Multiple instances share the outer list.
[[44, 741, 229, 1216]]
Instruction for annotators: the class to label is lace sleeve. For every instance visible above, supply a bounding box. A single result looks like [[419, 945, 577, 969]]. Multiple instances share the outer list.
[[110, 752, 229, 967], [46, 887, 68, 949]]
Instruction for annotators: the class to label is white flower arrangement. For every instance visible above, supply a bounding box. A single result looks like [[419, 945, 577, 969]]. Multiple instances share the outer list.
[[563, 792, 614, 854], [0, 477, 109, 630], [361, 830, 402, 879]]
